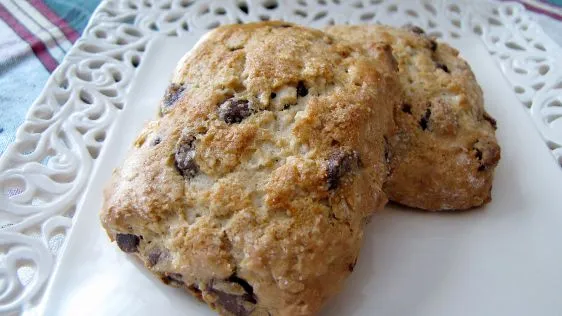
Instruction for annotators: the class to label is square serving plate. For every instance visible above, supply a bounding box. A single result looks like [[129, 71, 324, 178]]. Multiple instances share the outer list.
[[2, 1, 562, 315]]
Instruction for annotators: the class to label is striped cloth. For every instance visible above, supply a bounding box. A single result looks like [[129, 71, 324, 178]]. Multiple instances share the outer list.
[[514, 0, 562, 19], [0, 0, 561, 156], [0, 0, 99, 155]]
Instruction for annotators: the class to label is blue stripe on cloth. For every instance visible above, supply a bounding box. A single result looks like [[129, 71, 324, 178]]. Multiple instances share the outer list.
[[0, 36, 50, 155], [43, 0, 100, 33], [0, 1, 99, 156]]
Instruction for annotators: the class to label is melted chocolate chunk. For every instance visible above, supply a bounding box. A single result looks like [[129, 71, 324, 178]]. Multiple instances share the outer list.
[[473, 139, 501, 171], [228, 275, 256, 303], [429, 39, 438, 52], [175, 135, 199, 178], [270, 92, 276, 99], [162, 273, 184, 287], [483, 112, 497, 129], [436, 62, 449, 73], [116, 233, 140, 253], [187, 284, 203, 301], [210, 290, 253, 316], [404, 24, 426, 35], [296, 81, 308, 97], [218, 99, 252, 124], [401, 103, 412, 114], [208, 276, 257, 316], [475, 148, 483, 160], [162, 83, 185, 109], [147, 249, 161, 267], [326, 151, 361, 190], [419, 108, 432, 130]]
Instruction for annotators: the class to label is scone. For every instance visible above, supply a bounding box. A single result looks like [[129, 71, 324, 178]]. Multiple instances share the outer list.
[[326, 25, 500, 211], [101, 22, 400, 315]]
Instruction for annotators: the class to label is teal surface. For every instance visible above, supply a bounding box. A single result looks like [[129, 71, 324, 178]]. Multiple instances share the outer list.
[[44, 0, 101, 32]]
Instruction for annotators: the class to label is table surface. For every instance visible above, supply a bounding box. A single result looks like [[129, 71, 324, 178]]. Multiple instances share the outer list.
[[0, 0, 561, 157]]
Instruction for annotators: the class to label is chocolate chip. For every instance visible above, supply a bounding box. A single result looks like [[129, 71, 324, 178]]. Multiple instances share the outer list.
[[187, 284, 203, 301], [162, 273, 184, 287], [474, 148, 483, 160], [429, 39, 438, 51], [116, 233, 140, 253], [162, 83, 185, 109], [270, 92, 276, 99], [175, 135, 199, 178], [208, 276, 257, 316], [436, 62, 449, 73], [326, 150, 361, 190], [473, 139, 501, 171], [210, 290, 253, 316], [296, 81, 308, 97], [401, 103, 412, 114], [483, 112, 497, 129], [218, 99, 253, 124], [404, 24, 425, 35], [147, 249, 161, 267], [475, 148, 485, 171], [419, 108, 431, 130], [228, 275, 256, 303]]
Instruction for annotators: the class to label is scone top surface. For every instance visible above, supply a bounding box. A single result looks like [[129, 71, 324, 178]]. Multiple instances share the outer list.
[[326, 25, 500, 211], [101, 22, 399, 316]]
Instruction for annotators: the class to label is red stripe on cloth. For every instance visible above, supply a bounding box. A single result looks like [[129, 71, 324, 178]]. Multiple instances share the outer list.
[[508, 0, 562, 20], [524, 4, 562, 20], [27, 0, 80, 43], [0, 3, 58, 72]]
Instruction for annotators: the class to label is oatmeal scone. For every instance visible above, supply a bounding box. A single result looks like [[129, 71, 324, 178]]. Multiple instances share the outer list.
[[101, 22, 400, 315], [326, 25, 500, 211]]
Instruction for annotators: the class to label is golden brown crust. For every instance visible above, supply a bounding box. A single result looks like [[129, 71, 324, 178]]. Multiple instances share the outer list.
[[101, 22, 400, 315], [326, 24, 500, 211]]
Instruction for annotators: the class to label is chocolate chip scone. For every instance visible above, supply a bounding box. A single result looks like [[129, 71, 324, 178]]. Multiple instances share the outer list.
[[101, 22, 400, 315], [326, 25, 501, 211]]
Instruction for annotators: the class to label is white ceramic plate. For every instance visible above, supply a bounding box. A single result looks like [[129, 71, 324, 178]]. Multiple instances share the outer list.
[[2, 1, 562, 315]]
